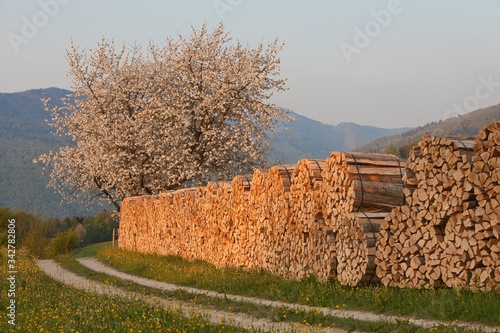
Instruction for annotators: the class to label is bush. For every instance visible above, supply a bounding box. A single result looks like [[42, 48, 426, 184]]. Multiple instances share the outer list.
[[0, 230, 7, 247], [45, 230, 79, 258], [23, 224, 50, 258]]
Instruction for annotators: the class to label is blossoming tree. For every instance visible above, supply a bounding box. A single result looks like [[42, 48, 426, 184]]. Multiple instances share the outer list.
[[36, 23, 290, 212]]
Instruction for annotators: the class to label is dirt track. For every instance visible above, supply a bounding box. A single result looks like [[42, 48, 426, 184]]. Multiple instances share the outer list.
[[36, 259, 344, 332], [36, 258, 499, 333]]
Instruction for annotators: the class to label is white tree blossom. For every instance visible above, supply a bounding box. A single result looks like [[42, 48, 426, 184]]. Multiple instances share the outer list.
[[36, 23, 290, 212]]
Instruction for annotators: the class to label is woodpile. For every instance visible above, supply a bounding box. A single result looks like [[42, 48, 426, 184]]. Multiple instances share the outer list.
[[375, 205, 409, 288], [118, 121, 499, 291], [288, 159, 327, 280], [470, 121, 500, 223], [320, 152, 405, 229], [320, 152, 406, 285], [442, 208, 500, 290], [337, 212, 386, 286], [259, 165, 294, 277], [403, 136, 476, 224], [375, 205, 434, 289], [245, 169, 268, 270], [444, 121, 500, 290], [381, 137, 476, 289], [376, 125, 500, 291], [119, 153, 406, 284], [162, 189, 198, 259], [227, 175, 252, 268], [205, 182, 232, 267]]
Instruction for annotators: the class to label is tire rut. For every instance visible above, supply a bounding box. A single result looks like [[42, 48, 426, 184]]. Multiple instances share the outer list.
[[36, 258, 499, 333], [36, 259, 344, 333]]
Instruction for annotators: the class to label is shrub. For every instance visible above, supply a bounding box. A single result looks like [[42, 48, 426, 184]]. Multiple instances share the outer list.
[[45, 229, 79, 258], [23, 222, 50, 258]]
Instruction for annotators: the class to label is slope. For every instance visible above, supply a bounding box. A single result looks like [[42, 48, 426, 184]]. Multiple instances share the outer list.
[[356, 104, 500, 157], [269, 112, 409, 163]]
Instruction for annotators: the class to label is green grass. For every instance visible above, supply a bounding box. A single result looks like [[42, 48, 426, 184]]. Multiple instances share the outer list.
[[5, 241, 493, 333], [54, 255, 486, 333], [96, 246, 500, 327], [73, 241, 113, 258], [0, 248, 262, 333]]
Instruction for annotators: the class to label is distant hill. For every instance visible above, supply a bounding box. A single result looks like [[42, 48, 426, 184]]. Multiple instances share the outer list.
[[0, 87, 69, 137], [356, 104, 500, 157], [0, 88, 108, 218], [269, 112, 409, 163], [0, 88, 408, 217]]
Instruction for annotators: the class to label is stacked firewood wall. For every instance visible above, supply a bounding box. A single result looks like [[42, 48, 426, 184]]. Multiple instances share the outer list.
[[119, 153, 405, 283], [376, 121, 500, 291], [119, 121, 500, 290]]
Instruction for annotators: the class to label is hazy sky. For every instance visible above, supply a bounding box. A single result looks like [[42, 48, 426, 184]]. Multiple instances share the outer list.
[[1, 0, 500, 128]]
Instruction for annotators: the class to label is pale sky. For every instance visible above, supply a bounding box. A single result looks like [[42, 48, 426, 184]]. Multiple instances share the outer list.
[[1, 0, 500, 128]]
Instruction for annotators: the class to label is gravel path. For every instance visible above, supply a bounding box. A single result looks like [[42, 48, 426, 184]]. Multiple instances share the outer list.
[[37, 258, 499, 333], [36, 259, 344, 333]]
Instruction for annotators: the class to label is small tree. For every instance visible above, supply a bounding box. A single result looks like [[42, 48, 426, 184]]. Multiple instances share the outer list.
[[36, 23, 289, 212], [45, 230, 79, 258], [23, 223, 50, 259]]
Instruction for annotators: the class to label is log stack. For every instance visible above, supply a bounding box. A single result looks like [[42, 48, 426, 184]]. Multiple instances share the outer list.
[[227, 175, 252, 268], [375, 206, 437, 289], [320, 152, 406, 285], [204, 182, 232, 267], [259, 165, 294, 277], [375, 205, 411, 288], [376, 128, 500, 291], [445, 121, 500, 290], [119, 195, 154, 253], [121, 154, 408, 282], [376, 136, 476, 289], [472, 121, 500, 288], [288, 159, 327, 280], [165, 189, 197, 259], [154, 193, 174, 257], [246, 169, 268, 269], [337, 212, 386, 286], [404, 136, 476, 224], [470, 121, 500, 223], [320, 153, 405, 228]]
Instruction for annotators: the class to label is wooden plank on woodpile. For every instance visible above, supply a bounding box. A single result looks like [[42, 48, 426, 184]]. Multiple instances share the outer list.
[[320, 152, 406, 231]]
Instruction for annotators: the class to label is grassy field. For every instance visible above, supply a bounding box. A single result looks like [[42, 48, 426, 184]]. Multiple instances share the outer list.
[[3, 243, 500, 332], [73, 241, 113, 258], [56, 253, 494, 333], [96, 246, 500, 327], [0, 248, 262, 333]]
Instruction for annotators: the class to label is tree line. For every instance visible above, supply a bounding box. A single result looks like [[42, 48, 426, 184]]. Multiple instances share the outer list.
[[0, 207, 118, 258]]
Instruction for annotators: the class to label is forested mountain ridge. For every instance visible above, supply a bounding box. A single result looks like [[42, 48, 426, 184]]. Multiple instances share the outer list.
[[356, 104, 500, 157], [1, 88, 408, 217], [0, 88, 70, 137], [269, 112, 409, 162], [0, 88, 102, 217]]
